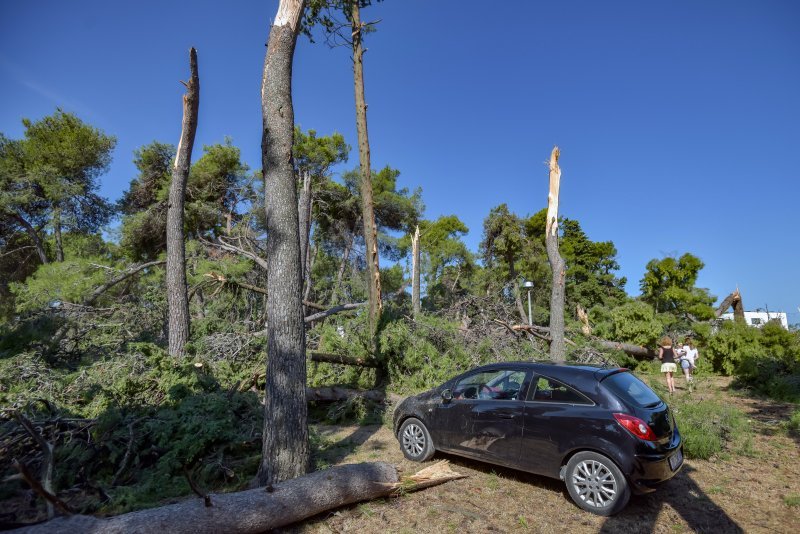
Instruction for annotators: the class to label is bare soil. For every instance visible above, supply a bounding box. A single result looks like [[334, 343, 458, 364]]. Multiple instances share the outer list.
[[288, 377, 799, 534]]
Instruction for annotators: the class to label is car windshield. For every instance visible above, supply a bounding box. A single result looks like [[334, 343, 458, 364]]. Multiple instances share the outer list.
[[603, 371, 662, 408]]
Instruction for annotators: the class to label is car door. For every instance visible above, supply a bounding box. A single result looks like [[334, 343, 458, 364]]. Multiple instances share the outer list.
[[437, 368, 530, 464], [520, 374, 596, 477]]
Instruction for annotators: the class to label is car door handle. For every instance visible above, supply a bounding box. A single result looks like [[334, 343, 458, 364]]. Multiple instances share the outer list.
[[498, 413, 516, 419]]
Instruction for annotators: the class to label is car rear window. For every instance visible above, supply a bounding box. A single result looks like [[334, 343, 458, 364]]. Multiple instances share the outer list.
[[603, 372, 662, 408]]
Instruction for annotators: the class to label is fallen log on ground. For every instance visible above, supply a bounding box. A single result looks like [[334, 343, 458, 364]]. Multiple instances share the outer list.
[[306, 386, 386, 402], [16, 461, 466, 534], [310, 351, 379, 367]]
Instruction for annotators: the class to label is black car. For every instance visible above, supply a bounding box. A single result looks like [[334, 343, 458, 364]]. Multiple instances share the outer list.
[[393, 362, 683, 515]]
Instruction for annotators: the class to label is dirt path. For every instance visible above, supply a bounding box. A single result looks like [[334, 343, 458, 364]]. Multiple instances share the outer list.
[[286, 377, 799, 534]]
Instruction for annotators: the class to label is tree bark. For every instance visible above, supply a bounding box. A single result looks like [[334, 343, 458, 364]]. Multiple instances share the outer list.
[[411, 225, 421, 317], [166, 48, 199, 357], [52, 206, 63, 262], [258, 0, 308, 487], [351, 1, 382, 343], [595, 339, 658, 359], [12, 213, 48, 264], [545, 146, 566, 362]]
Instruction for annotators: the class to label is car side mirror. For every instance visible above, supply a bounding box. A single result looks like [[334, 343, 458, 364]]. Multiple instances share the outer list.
[[441, 389, 453, 402]]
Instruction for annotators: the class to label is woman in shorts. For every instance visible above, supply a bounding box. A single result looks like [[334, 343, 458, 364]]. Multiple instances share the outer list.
[[658, 336, 678, 394], [679, 339, 699, 384]]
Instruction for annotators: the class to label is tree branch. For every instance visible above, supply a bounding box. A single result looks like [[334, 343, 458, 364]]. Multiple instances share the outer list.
[[304, 301, 366, 323], [84, 260, 165, 306]]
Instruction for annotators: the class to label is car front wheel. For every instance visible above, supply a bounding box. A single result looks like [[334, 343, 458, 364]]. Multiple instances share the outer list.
[[398, 417, 435, 462], [565, 451, 630, 516]]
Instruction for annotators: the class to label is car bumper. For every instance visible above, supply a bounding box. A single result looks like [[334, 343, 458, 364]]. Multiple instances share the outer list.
[[628, 445, 684, 494]]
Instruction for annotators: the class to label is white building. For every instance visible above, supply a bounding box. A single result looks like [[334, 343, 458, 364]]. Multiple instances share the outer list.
[[720, 310, 789, 329]]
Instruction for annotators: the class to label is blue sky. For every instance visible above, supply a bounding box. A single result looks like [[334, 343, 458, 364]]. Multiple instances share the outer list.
[[1, 0, 798, 323]]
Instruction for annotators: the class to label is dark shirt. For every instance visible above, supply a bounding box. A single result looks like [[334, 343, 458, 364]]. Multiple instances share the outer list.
[[661, 347, 676, 364]]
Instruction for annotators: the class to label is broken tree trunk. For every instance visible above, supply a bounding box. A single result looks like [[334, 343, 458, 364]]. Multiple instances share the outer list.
[[166, 47, 199, 357], [715, 288, 745, 323], [412, 225, 421, 318], [594, 339, 658, 359], [545, 146, 566, 362], [17, 461, 465, 534], [577, 305, 591, 336], [351, 0, 382, 343], [259, 0, 309, 487]]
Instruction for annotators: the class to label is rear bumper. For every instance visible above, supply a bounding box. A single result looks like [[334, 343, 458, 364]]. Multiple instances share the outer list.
[[628, 445, 684, 494]]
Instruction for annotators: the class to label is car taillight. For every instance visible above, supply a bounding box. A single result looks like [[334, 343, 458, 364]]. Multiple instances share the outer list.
[[613, 413, 657, 441]]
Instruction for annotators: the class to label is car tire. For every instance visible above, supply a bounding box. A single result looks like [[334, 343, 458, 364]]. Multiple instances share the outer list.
[[565, 451, 630, 516], [398, 417, 435, 462]]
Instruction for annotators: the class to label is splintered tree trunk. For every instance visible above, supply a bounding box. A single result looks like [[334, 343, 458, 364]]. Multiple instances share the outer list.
[[545, 146, 566, 362], [411, 225, 421, 317], [258, 0, 308, 487], [352, 1, 382, 342], [716, 288, 745, 323], [166, 48, 199, 357]]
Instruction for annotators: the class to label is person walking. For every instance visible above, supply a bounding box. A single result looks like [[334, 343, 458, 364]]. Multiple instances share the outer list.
[[658, 336, 678, 394], [679, 339, 699, 385]]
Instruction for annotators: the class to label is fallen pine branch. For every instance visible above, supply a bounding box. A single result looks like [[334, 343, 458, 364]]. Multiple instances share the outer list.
[[14, 461, 465, 533]]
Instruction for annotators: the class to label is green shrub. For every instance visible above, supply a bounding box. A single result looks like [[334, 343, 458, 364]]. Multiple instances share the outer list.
[[671, 396, 752, 460]]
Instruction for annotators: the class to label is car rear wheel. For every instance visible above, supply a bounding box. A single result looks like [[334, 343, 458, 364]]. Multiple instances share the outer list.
[[565, 451, 630, 516], [399, 417, 435, 462]]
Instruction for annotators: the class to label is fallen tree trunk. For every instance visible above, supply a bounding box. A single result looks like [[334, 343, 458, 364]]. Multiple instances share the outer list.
[[16, 461, 465, 534], [715, 289, 745, 323], [305, 386, 385, 402], [594, 339, 658, 359], [310, 351, 379, 367]]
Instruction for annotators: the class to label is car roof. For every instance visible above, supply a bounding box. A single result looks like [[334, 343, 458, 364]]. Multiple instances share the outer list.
[[465, 360, 625, 383]]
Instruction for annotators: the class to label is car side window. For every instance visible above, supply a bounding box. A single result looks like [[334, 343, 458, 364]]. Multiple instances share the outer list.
[[528, 375, 591, 404], [453, 369, 527, 400]]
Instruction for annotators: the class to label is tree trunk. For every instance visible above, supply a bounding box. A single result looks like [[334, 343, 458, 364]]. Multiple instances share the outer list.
[[411, 225, 421, 317], [18, 461, 465, 534], [545, 146, 566, 362], [715, 289, 746, 323], [12, 213, 48, 264], [351, 1, 382, 343], [595, 339, 658, 359], [166, 48, 199, 358], [303, 241, 317, 303], [52, 206, 63, 262], [333, 232, 354, 304], [310, 352, 379, 368], [297, 170, 312, 285], [258, 0, 308, 487], [306, 386, 385, 402], [18, 462, 399, 534]]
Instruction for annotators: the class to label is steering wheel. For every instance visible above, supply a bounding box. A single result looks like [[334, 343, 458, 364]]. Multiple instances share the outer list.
[[478, 384, 494, 399]]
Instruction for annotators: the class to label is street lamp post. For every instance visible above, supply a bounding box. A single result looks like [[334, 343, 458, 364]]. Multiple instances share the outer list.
[[523, 280, 534, 326]]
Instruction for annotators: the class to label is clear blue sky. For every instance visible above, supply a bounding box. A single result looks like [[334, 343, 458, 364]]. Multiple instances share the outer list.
[[1, 0, 798, 323]]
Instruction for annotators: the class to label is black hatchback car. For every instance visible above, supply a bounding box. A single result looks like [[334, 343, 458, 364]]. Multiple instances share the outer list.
[[393, 362, 683, 515]]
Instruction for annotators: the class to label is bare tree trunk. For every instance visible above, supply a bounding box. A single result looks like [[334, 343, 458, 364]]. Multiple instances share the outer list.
[[258, 0, 308, 487], [333, 232, 354, 304], [166, 48, 199, 358], [52, 206, 63, 262], [351, 1, 382, 342], [411, 225, 421, 317], [545, 146, 565, 362], [303, 241, 317, 302], [12, 213, 48, 264], [297, 170, 312, 282], [577, 304, 591, 335]]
